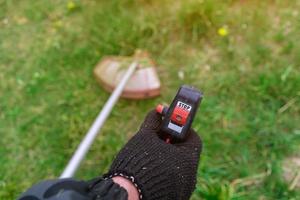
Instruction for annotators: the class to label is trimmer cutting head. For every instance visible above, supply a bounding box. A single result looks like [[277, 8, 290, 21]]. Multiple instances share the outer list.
[[94, 50, 161, 99]]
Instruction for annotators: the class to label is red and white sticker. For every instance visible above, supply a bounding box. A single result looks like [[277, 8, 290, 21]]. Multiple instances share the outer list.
[[177, 101, 192, 111], [168, 101, 192, 133]]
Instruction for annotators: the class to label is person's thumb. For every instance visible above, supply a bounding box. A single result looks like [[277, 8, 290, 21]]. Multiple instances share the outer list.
[[175, 129, 202, 154]]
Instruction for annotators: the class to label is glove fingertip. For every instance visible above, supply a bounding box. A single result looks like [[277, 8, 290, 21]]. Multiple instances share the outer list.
[[140, 110, 162, 131]]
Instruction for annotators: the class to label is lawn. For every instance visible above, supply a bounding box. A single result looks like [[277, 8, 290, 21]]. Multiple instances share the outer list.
[[1, 0, 300, 199]]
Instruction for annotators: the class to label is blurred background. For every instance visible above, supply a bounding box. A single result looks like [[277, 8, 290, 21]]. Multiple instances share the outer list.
[[1, 0, 300, 199]]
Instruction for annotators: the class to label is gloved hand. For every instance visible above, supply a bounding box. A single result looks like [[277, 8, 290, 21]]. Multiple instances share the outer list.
[[104, 110, 202, 200]]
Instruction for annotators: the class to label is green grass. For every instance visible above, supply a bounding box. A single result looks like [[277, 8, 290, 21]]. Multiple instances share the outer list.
[[1, 0, 300, 199]]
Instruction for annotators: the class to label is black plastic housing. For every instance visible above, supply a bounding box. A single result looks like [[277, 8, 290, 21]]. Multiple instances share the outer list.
[[159, 85, 203, 142]]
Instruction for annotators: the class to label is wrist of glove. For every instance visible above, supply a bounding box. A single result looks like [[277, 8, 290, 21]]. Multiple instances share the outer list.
[[18, 177, 128, 200], [104, 110, 202, 200]]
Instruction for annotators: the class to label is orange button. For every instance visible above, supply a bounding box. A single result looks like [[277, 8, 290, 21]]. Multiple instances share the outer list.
[[171, 106, 189, 125]]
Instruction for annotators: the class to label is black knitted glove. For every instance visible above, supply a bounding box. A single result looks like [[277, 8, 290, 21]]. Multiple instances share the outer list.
[[105, 110, 202, 200]]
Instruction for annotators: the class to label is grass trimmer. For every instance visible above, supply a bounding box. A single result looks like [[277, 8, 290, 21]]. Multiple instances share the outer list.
[[60, 50, 161, 178], [60, 50, 203, 178]]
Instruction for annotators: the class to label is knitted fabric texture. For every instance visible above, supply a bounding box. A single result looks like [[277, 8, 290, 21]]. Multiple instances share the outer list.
[[105, 110, 202, 200]]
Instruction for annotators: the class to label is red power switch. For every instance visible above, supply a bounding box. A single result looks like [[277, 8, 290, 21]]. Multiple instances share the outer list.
[[171, 106, 189, 126]]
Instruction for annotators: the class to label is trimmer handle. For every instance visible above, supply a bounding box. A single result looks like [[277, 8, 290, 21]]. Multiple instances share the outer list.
[[156, 85, 203, 143]]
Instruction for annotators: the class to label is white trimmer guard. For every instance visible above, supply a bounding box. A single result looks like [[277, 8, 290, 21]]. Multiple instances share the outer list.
[[94, 51, 161, 99]]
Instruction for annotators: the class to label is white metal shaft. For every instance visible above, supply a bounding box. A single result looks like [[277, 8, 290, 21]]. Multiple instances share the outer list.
[[60, 62, 138, 178]]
